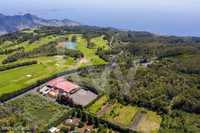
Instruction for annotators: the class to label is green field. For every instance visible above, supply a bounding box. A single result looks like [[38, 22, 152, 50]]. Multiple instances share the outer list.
[[75, 35, 108, 65], [87, 95, 108, 114], [101, 101, 139, 126], [17, 35, 62, 51], [0, 56, 76, 95], [0, 34, 108, 96], [87, 95, 161, 132], [0, 93, 70, 132]]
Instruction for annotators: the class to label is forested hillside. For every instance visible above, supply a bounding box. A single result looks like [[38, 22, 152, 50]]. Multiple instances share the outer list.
[[0, 26, 200, 132]]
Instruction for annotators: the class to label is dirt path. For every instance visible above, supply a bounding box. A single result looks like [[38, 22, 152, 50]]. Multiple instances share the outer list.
[[130, 111, 146, 131], [109, 36, 114, 48], [96, 103, 112, 117]]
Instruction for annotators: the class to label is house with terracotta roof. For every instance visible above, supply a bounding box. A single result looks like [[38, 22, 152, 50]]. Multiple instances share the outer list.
[[39, 77, 98, 107], [47, 77, 80, 95]]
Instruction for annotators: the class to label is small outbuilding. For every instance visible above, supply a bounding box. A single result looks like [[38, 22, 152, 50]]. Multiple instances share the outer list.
[[49, 127, 60, 133]]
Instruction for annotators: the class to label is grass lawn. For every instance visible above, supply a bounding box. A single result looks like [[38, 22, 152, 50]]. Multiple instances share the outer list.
[[87, 95, 108, 114], [67, 34, 108, 65], [0, 94, 70, 132], [0, 56, 77, 96], [19, 35, 63, 51], [76, 35, 107, 65]]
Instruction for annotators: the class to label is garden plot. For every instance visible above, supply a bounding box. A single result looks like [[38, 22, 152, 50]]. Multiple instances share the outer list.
[[101, 102, 139, 127], [0, 94, 70, 132], [135, 111, 161, 133], [87, 95, 161, 133], [87, 95, 108, 114]]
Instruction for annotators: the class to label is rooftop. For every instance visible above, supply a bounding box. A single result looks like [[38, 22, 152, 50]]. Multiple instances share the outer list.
[[47, 77, 79, 93], [69, 89, 98, 107]]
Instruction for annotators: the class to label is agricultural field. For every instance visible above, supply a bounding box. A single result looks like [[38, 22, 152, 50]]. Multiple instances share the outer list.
[[0, 93, 70, 132], [87, 95, 108, 114], [0, 33, 109, 97], [87, 95, 161, 133], [136, 111, 161, 133]]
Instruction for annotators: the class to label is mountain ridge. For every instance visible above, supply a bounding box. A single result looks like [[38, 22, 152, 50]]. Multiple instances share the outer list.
[[0, 13, 80, 35]]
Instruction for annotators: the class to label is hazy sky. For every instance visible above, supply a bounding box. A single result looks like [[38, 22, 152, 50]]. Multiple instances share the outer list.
[[0, 0, 200, 36]]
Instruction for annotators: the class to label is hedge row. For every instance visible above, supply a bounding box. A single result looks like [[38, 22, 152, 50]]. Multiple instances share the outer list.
[[47, 109, 73, 129], [0, 60, 37, 72], [0, 47, 24, 55]]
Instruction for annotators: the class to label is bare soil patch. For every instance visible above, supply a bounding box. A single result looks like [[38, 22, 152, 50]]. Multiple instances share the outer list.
[[130, 111, 146, 131], [96, 103, 112, 117]]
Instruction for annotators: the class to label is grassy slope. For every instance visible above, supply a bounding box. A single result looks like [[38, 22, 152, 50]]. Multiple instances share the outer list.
[[18, 35, 62, 51], [76, 35, 108, 65], [0, 56, 76, 96]]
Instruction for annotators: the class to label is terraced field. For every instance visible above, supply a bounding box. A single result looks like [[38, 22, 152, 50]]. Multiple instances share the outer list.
[[87, 95, 161, 133]]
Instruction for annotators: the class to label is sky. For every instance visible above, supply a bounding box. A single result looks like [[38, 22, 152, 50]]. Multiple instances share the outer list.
[[0, 0, 200, 36]]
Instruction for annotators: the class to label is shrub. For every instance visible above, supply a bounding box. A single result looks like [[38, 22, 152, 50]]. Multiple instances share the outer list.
[[78, 121, 84, 128]]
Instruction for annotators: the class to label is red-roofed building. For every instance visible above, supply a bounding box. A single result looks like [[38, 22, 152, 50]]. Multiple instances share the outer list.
[[47, 77, 79, 94]]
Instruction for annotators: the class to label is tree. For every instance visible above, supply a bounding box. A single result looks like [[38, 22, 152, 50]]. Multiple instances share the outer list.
[[87, 115, 94, 125], [60, 127, 69, 133], [78, 121, 84, 128], [71, 36, 77, 42], [81, 112, 88, 122]]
